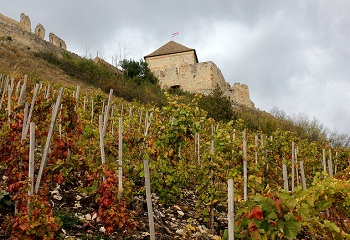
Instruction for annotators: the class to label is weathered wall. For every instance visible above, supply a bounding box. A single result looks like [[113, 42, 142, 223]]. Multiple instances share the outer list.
[[35, 23, 45, 39], [49, 32, 66, 50], [146, 51, 197, 72], [0, 12, 20, 29], [20, 13, 31, 32], [151, 55, 254, 108], [155, 61, 235, 96], [0, 12, 67, 52], [226, 83, 254, 108]]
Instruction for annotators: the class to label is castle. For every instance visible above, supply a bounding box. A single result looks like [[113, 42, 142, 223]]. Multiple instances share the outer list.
[[145, 41, 254, 108], [0, 12, 254, 108], [0, 12, 67, 53]]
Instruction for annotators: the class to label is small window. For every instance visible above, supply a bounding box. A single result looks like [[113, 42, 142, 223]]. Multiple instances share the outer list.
[[170, 85, 180, 89]]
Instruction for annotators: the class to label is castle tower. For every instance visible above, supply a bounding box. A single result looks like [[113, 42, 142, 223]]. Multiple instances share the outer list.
[[144, 41, 254, 108], [144, 41, 198, 73]]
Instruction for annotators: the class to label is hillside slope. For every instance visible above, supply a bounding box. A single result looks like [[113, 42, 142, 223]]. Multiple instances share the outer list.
[[0, 37, 101, 95], [1, 36, 350, 239]]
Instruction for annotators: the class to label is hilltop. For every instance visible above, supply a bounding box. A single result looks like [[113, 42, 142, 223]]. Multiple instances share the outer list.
[[0, 37, 97, 94]]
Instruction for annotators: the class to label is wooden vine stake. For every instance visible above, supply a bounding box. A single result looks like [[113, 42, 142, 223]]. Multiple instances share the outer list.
[[0, 73, 3, 90], [28, 122, 35, 214], [299, 161, 307, 190], [254, 135, 258, 164], [74, 86, 80, 111], [210, 138, 215, 229], [291, 141, 295, 192], [143, 159, 155, 240], [35, 87, 64, 194], [103, 89, 113, 134], [335, 152, 338, 175], [197, 133, 200, 165], [118, 117, 123, 194], [18, 75, 27, 104], [22, 84, 40, 140], [295, 146, 299, 184], [83, 96, 87, 112], [228, 179, 235, 240], [322, 148, 327, 175], [91, 99, 94, 124], [261, 134, 265, 172], [98, 89, 113, 181], [138, 109, 143, 132], [110, 105, 115, 135], [243, 129, 248, 201], [328, 149, 333, 177], [0, 76, 9, 110], [99, 115, 106, 181], [21, 103, 29, 142], [282, 164, 289, 191], [15, 79, 21, 97], [45, 84, 50, 99], [7, 77, 14, 122]]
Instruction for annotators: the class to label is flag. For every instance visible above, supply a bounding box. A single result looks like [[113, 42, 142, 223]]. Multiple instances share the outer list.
[[172, 32, 179, 37]]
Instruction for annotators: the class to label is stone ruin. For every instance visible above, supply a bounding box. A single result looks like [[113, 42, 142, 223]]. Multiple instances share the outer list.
[[145, 41, 255, 108], [20, 13, 31, 32], [0, 12, 67, 51], [49, 32, 67, 50], [35, 23, 45, 39]]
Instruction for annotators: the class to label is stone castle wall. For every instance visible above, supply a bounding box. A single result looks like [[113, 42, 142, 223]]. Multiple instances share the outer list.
[[20, 13, 31, 32], [146, 48, 254, 108], [147, 51, 197, 72], [154, 61, 217, 94], [49, 32, 67, 49], [35, 23, 45, 39], [155, 62, 254, 107], [226, 83, 254, 108], [0, 12, 67, 52]]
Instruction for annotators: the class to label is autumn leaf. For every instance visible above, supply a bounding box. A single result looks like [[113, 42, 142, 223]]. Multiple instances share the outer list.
[[248, 206, 263, 221], [248, 222, 261, 239]]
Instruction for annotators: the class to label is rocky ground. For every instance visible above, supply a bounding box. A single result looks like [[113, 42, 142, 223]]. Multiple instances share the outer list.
[[0, 179, 226, 239]]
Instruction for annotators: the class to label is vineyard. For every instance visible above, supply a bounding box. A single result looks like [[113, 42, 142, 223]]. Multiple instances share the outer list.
[[0, 73, 350, 239]]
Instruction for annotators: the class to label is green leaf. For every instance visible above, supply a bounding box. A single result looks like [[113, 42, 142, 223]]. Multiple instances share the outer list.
[[266, 211, 278, 220], [324, 220, 340, 233], [299, 202, 310, 220], [284, 214, 300, 239]]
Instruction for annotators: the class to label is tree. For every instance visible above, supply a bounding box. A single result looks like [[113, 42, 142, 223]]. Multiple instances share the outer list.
[[119, 59, 158, 85], [198, 85, 237, 122]]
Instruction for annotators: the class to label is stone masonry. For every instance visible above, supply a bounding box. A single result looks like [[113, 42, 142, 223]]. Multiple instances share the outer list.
[[49, 32, 67, 50], [20, 13, 31, 32], [0, 12, 66, 52], [35, 23, 45, 39], [145, 41, 254, 108]]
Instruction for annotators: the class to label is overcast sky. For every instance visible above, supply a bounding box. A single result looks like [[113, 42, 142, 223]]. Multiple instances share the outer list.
[[1, 0, 350, 135]]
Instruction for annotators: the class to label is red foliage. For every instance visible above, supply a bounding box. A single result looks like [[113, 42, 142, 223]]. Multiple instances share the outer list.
[[248, 206, 263, 221]]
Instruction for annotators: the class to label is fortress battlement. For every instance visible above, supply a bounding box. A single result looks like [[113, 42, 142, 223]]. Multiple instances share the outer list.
[[0, 12, 67, 52]]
